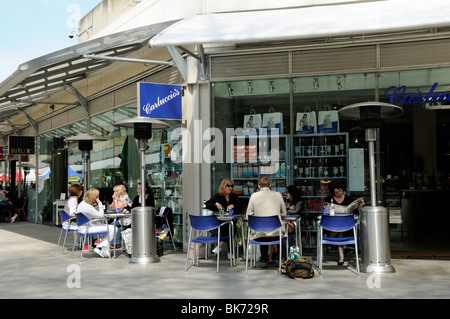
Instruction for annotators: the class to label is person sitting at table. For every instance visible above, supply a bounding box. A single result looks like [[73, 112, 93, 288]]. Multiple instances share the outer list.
[[131, 182, 155, 209], [205, 178, 243, 256], [324, 180, 365, 266], [246, 176, 287, 269], [64, 184, 83, 217], [285, 185, 302, 215], [109, 184, 133, 248], [77, 188, 116, 258], [62, 184, 83, 227], [0, 185, 14, 223]]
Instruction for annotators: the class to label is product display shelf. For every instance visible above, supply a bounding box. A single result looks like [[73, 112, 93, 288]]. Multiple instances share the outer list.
[[148, 141, 183, 247], [293, 132, 349, 254], [230, 134, 291, 197]]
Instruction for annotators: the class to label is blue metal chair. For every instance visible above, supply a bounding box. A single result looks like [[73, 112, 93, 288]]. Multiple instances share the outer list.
[[317, 214, 360, 276], [245, 215, 288, 275], [70, 213, 111, 261], [185, 214, 231, 272], [56, 210, 78, 254]]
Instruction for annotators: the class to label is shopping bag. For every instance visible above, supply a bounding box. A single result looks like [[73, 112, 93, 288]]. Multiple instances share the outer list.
[[318, 105, 339, 133], [295, 107, 317, 134], [243, 109, 262, 135], [262, 107, 283, 134]]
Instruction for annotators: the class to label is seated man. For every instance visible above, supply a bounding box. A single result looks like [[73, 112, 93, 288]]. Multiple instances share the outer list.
[[246, 176, 287, 268]]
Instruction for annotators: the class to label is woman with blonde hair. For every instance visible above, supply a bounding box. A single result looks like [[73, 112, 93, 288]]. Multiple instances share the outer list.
[[77, 188, 116, 258], [205, 178, 243, 256], [110, 184, 133, 248]]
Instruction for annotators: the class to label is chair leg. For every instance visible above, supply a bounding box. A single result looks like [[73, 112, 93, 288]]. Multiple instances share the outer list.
[[278, 241, 282, 275], [354, 228, 360, 276], [245, 243, 250, 275], [318, 227, 323, 276], [165, 217, 177, 251], [56, 231, 63, 252], [21, 209, 27, 222], [185, 228, 193, 271], [62, 229, 70, 254]]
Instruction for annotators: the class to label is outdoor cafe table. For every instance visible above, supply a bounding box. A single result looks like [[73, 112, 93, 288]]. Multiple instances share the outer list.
[[104, 212, 130, 258], [216, 213, 245, 267]]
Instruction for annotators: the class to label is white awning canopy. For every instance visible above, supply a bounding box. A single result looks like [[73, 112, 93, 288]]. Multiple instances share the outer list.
[[149, 0, 450, 48]]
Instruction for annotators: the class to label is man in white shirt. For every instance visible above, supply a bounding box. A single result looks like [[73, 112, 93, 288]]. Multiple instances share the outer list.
[[246, 176, 287, 268]]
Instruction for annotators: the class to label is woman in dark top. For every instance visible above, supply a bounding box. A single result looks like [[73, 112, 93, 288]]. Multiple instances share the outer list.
[[205, 178, 242, 256], [285, 185, 302, 215], [206, 178, 243, 214], [324, 181, 364, 266], [131, 182, 155, 209]]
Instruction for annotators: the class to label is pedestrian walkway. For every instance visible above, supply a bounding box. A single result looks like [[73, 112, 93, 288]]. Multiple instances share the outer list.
[[1, 222, 450, 300]]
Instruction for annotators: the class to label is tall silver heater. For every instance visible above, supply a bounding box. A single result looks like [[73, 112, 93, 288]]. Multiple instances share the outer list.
[[339, 102, 403, 273], [115, 117, 169, 264], [66, 133, 107, 194]]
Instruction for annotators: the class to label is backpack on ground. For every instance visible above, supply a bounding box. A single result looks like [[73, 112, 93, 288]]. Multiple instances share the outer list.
[[282, 259, 314, 280]]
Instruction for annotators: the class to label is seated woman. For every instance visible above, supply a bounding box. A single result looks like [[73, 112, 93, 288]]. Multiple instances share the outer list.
[[285, 185, 302, 215], [77, 188, 116, 258], [205, 178, 243, 256], [0, 186, 14, 223], [131, 182, 155, 209], [64, 184, 83, 217], [109, 184, 133, 248], [62, 184, 83, 228], [324, 180, 364, 266]]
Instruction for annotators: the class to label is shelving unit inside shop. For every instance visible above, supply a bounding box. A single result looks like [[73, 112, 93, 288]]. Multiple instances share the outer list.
[[230, 134, 291, 202], [148, 140, 183, 249], [293, 132, 349, 253]]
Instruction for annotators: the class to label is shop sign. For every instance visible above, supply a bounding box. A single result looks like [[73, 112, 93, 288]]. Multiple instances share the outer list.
[[138, 82, 182, 120], [9, 136, 35, 154], [385, 82, 450, 109]]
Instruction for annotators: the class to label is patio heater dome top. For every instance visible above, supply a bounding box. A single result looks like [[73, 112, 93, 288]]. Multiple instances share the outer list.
[[338, 101, 403, 128], [114, 116, 170, 129], [65, 133, 107, 141], [65, 133, 107, 152], [115, 116, 169, 140]]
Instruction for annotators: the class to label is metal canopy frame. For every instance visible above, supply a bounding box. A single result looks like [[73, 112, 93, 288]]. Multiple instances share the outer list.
[[0, 20, 182, 133]]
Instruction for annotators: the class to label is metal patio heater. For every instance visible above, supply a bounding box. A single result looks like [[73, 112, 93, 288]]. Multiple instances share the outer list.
[[66, 133, 107, 193], [115, 116, 169, 264], [339, 102, 403, 273]]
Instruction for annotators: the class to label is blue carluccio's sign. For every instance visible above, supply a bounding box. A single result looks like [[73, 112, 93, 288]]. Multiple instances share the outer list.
[[138, 82, 182, 120], [385, 82, 450, 108]]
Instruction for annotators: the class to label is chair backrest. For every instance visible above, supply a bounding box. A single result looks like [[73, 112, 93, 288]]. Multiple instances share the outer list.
[[59, 210, 72, 223], [75, 212, 91, 227], [247, 215, 281, 232], [320, 215, 356, 232], [189, 214, 220, 231]]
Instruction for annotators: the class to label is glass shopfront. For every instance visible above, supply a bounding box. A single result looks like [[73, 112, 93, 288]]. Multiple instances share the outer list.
[[20, 101, 183, 246], [211, 67, 450, 240]]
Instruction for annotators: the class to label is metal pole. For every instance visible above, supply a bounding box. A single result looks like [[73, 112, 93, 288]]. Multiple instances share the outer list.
[[139, 139, 147, 207], [82, 150, 89, 194], [366, 128, 377, 205]]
